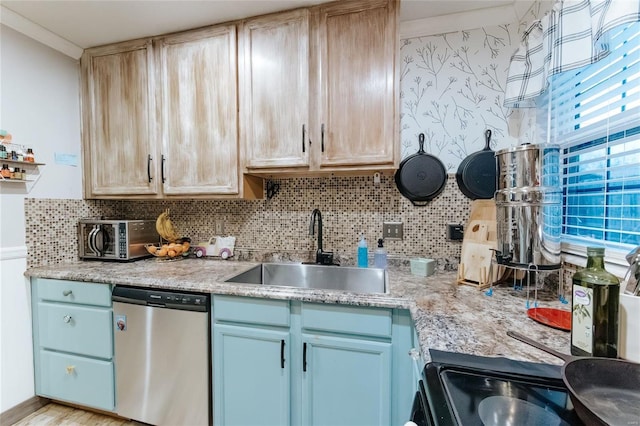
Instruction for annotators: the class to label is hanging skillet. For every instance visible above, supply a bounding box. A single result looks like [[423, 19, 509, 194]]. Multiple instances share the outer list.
[[395, 133, 447, 206], [456, 129, 497, 199]]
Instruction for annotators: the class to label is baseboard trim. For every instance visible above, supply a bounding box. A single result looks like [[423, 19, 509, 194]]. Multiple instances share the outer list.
[[0, 245, 28, 261], [0, 396, 50, 425]]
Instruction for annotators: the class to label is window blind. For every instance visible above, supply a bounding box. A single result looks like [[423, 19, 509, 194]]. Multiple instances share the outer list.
[[548, 21, 640, 250]]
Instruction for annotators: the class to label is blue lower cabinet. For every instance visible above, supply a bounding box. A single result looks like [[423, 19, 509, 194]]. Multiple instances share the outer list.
[[213, 324, 291, 426], [301, 334, 392, 426], [38, 350, 115, 411], [212, 297, 415, 426], [31, 279, 115, 412]]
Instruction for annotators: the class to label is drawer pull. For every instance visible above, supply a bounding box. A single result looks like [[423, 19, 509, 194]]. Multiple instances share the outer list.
[[63, 315, 72, 323], [62, 290, 73, 296], [66, 365, 75, 375]]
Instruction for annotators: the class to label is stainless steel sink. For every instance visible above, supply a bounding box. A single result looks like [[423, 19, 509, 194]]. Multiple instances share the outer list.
[[225, 263, 388, 294]]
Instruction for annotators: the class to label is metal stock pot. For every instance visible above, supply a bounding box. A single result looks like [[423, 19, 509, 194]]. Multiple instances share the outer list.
[[494, 144, 561, 268]]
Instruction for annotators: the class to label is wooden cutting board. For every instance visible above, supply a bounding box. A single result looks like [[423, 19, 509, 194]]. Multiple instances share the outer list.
[[457, 199, 501, 289], [468, 199, 497, 222]]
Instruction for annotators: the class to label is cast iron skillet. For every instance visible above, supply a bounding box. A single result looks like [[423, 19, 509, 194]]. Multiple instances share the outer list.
[[508, 331, 640, 426], [456, 129, 497, 199], [395, 133, 447, 206]]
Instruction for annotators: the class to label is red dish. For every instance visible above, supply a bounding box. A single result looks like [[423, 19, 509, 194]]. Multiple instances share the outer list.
[[527, 307, 571, 331]]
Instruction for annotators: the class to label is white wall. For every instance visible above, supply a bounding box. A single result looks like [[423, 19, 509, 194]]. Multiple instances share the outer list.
[[0, 24, 82, 412]]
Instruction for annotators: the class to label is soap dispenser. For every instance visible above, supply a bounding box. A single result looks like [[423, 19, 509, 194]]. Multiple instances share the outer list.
[[374, 238, 387, 269], [357, 233, 368, 268]]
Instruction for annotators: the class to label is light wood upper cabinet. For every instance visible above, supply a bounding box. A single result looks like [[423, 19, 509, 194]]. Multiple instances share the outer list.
[[81, 0, 398, 195], [81, 28, 262, 199], [240, 9, 311, 169], [81, 40, 158, 197], [317, 0, 398, 169], [239, 0, 399, 175], [157, 25, 239, 195]]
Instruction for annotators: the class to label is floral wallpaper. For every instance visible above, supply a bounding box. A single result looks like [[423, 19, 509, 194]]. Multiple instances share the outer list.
[[399, 1, 551, 171]]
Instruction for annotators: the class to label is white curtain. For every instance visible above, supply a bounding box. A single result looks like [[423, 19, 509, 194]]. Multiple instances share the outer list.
[[504, 0, 640, 107]]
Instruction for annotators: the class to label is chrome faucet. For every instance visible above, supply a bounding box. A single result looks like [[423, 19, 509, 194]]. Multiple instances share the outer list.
[[309, 209, 333, 265]]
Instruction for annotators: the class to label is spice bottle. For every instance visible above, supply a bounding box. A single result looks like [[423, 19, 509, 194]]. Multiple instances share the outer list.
[[25, 148, 35, 162], [571, 247, 620, 357], [1, 164, 10, 178], [10, 150, 17, 161], [0, 146, 6, 160]]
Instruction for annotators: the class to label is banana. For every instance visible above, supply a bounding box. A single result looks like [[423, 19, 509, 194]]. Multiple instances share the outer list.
[[156, 211, 169, 240], [155, 209, 180, 242], [164, 215, 179, 241]]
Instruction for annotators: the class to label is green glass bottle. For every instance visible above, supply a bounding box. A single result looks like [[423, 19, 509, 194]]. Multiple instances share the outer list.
[[571, 247, 620, 357]]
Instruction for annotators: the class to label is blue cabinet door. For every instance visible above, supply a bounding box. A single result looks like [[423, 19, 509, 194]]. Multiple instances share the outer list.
[[301, 334, 392, 426], [214, 324, 290, 426]]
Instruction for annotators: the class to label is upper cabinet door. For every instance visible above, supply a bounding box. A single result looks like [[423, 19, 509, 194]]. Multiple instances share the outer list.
[[157, 25, 240, 195], [81, 40, 158, 196], [317, 0, 398, 168], [241, 9, 310, 169]]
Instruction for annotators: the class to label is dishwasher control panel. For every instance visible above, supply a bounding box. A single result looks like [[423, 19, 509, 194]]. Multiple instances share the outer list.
[[112, 286, 209, 312]]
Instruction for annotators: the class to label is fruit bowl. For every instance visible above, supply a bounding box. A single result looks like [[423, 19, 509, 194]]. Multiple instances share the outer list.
[[145, 240, 191, 260]]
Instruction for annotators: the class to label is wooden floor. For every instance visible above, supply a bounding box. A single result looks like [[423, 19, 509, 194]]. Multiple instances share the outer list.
[[11, 403, 138, 426]]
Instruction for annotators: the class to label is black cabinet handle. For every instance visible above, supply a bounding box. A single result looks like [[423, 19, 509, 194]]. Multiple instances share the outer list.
[[281, 340, 285, 369], [302, 124, 306, 153], [321, 123, 325, 153], [147, 154, 153, 183], [303, 342, 307, 372], [161, 155, 166, 184]]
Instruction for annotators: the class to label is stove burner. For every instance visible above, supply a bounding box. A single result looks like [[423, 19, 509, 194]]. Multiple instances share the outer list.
[[417, 352, 585, 425], [478, 396, 569, 426]]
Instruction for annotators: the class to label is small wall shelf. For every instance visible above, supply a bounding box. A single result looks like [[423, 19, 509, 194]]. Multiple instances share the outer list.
[[1, 144, 46, 189], [2, 159, 46, 167]]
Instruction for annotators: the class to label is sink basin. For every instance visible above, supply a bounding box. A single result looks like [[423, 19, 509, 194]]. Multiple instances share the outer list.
[[225, 263, 388, 294]]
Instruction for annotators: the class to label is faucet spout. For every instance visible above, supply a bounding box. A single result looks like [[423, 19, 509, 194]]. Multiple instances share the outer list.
[[309, 209, 334, 265], [309, 209, 323, 256]]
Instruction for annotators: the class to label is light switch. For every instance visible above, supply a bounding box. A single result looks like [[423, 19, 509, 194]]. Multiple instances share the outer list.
[[383, 222, 403, 240]]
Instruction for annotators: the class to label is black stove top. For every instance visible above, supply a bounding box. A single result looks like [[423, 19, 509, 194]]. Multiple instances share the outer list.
[[421, 350, 584, 426]]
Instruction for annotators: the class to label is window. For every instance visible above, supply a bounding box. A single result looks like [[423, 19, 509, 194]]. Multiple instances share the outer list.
[[545, 21, 640, 252]]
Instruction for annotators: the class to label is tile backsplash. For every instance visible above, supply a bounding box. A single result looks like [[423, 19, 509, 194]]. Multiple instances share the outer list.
[[25, 174, 471, 269]]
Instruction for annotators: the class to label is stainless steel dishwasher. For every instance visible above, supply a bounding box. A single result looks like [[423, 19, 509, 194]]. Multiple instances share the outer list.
[[112, 286, 210, 426]]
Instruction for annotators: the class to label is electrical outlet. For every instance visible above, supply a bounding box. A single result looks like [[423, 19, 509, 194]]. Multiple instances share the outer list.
[[383, 222, 403, 240], [447, 224, 464, 240], [215, 220, 225, 235]]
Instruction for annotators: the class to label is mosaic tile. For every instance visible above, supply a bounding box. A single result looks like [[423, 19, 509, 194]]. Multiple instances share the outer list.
[[25, 175, 473, 269]]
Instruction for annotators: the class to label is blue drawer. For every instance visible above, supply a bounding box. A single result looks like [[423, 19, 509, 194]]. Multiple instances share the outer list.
[[39, 350, 114, 412], [38, 302, 113, 359], [302, 303, 392, 338], [36, 279, 111, 307], [214, 295, 290, 327]]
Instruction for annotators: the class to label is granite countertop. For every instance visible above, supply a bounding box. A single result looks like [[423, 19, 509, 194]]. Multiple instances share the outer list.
[[25, 258, 571, 365]]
